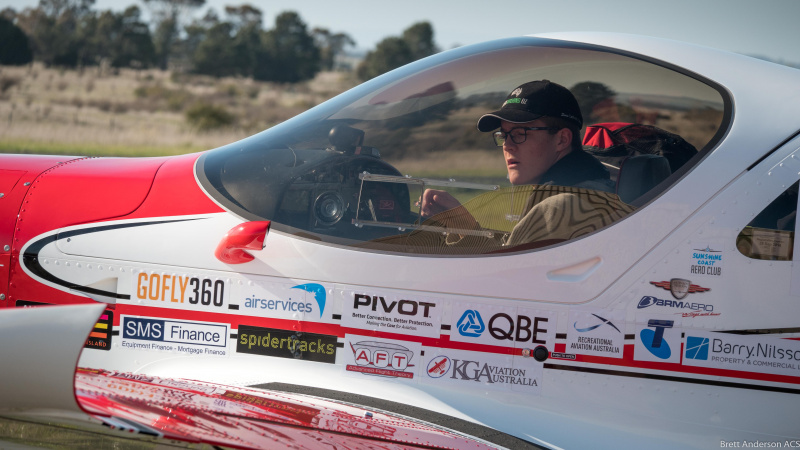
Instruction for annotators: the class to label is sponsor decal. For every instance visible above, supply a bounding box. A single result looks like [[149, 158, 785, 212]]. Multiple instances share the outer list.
[[650, 279, 710, 300], [22, 301, 115, 350], [15, 300, 50, 307], [133, 272, 228, 310], [449, 303, 555, 349], [421, 348, 542, 394], [566, 310, 624, 358], [343, 335, 420, 379], [236, 325, 336, 363], [685, 336, 709, 360], [634, 318, 682, 363], [683, 331, 800, 377], [640, 320, 673, 359], [290, 284, 326, 317], [85, 309, 113, 351], [341, 291, 442, 338], [637, 295, 719, 318], [240, 282, 327, 320], [221, 391, 320, 422], [456, 310, 485, 337], [120, 315, 229, 356], [427, 356, 451, 378], [690, 246, 722, 276], [107, 372, 223, 395]]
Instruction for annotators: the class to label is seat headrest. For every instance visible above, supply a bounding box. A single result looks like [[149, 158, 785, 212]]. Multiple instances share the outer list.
[[616, 154, 671, 204]]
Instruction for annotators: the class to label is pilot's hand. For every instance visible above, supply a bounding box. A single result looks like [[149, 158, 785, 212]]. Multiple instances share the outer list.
[[419, 189, 461, 218]]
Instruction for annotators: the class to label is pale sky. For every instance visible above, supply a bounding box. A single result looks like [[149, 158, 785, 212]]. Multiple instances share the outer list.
[[2, 0, 799, 65]]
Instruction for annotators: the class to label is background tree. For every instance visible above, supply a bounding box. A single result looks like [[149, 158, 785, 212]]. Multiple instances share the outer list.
[[258, 11, 319, 82], [356, 21, 437, 81], [1, 7, 17, 20], [16, 0, 96, 67], [83, 6, 154, 68], [402, 21, 437, 60], [224, 4, 261, 32], [0, 14, 33, 65], [191, 19, 237, 77], [142, 0, 204, 69], [312, 27, 355, 71], [356, 36, 411, 81], [226, 4, 263, 78], [114, 6, 156, 68]]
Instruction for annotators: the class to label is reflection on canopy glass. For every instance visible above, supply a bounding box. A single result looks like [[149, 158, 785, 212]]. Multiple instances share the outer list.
[[197, 37, 728, 255]]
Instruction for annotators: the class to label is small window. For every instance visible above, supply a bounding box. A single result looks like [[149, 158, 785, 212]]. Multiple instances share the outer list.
[[737, 181, 797, 261]]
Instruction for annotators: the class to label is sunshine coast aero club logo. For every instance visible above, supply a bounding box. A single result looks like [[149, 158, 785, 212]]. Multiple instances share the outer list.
[[691, 246, 722, 276]]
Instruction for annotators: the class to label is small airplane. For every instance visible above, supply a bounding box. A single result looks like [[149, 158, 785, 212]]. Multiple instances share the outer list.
[[1, 32, 799, 449]]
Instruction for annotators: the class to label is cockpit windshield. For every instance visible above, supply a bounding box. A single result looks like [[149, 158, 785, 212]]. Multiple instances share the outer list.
[[197, 37, 729, 255]]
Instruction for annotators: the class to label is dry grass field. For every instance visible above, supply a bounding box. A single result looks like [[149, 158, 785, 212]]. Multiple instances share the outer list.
[[0, 62, 722, 186], [0, 63, 359, 156]]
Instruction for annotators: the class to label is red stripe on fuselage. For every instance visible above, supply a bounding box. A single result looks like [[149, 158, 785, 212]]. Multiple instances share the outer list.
[[114, 304, 800, 387]]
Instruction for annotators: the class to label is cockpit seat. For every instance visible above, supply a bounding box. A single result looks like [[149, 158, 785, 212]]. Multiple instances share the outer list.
[[583, 122, 698, 204], [615, 154, 671, 204]]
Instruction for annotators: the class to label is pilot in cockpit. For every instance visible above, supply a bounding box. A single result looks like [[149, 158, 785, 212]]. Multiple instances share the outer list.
[[419, 80, 630, 249]]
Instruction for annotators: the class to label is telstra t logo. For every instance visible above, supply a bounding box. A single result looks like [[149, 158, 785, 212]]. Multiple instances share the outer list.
[[640, 319, 674, 359]]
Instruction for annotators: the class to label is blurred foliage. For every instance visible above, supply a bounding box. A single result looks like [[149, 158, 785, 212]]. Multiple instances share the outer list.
[[185, 101, 235, 130], [134, 82, 193, 111], [0, 15, 33, 65], [1, 0, 364, 84], [357, 21, 438, 81]]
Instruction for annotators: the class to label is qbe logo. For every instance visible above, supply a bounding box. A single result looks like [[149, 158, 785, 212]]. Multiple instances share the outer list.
[[121, 316, 228, 356], [685, 336, 709, 360], [456, 310, 485, 337], [453, 307, 552, 346]]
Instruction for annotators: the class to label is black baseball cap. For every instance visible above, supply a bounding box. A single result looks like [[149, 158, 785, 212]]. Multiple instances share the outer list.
[[476, 80, 583, 132]]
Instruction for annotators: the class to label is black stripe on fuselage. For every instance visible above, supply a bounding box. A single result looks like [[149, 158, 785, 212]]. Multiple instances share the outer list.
[[23, 218, 203, 300], [544, 363, 800, 394]]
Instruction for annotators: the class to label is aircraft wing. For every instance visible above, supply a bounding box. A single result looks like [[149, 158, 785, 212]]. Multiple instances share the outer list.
[[0, 304, 533, 449]]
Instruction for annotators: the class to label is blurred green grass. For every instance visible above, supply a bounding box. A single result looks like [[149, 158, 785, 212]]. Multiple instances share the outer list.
[[0, 139, 204, 157]]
